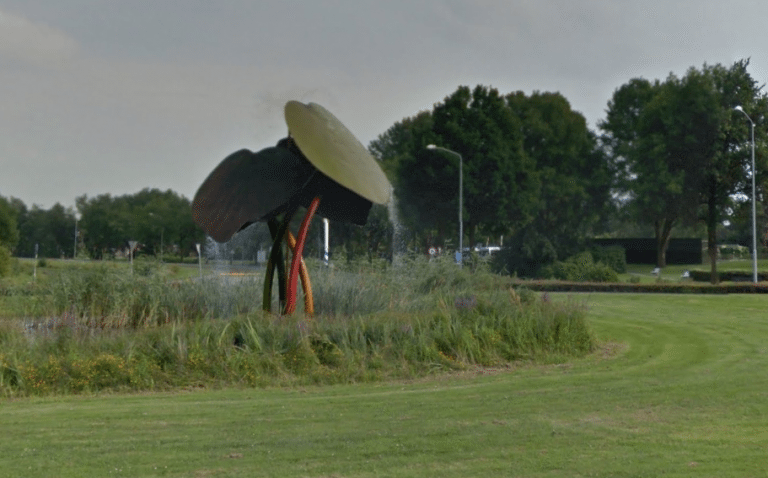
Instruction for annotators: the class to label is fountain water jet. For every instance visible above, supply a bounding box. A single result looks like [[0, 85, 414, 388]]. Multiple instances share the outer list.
[[388, 185, 407, 267]]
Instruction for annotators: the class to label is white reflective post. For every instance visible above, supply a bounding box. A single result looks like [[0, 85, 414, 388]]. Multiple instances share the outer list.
[[196, 243, 202, 278], [323, 218, 330, 266]]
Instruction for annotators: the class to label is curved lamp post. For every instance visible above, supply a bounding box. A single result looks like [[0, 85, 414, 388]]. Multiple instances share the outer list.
[[426, 145, 463, 265], [734, 105, 758, 283], [193, 101, 391, 315]]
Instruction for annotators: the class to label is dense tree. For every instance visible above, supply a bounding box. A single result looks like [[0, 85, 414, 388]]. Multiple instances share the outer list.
[[76, 188, 205, 260], [602, 59, 768, 281], [76, 194, 125, 259], [601, 72, 717, 267], [504, 91, 613, 275], [699, 60, 768, 282], [15, 203, 76, 258], [371, 85, 612, 276], [430, 85, 539, 248], [371, 86, 540, 254]]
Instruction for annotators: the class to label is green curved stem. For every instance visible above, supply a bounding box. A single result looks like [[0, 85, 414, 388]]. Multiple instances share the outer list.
[[263, 211, 295, 312]]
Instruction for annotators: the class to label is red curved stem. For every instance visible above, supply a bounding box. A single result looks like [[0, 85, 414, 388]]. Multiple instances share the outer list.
[[285, 196, 321, 314]]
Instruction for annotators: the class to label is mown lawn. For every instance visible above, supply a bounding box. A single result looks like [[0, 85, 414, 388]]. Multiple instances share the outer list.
[[2, 292, 767, 477]]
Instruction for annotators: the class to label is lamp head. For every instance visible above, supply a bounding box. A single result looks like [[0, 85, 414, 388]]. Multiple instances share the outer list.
[[735, 105, 744, 112]]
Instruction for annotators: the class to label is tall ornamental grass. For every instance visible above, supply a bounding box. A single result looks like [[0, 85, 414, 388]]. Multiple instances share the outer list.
[[0, 257, 595, 396], [42, 265, 264, 326]]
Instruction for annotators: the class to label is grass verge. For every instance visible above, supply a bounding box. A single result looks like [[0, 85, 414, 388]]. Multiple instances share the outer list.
[[1, 293, 767, 477], [0, 257, 593, 396]]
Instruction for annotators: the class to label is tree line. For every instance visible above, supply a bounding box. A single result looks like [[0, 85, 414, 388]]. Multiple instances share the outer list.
[[370, 59, 767, 281], [1, 59, 765, 281], [0, 188, 205, 262]]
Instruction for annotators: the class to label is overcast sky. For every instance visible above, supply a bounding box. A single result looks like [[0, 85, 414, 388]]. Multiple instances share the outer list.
[[2, 0, 767, 209]]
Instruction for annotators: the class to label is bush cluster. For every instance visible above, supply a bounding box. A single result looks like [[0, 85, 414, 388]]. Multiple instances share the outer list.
[[590, 245, 627, 274], [542, 252, 619, 283]]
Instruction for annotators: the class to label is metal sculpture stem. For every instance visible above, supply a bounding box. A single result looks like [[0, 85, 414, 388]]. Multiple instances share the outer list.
[[285, 196, 321, 315], [262, 203, 317, 316], [263, 213, 294, 312], [285, 231, 314, 316]]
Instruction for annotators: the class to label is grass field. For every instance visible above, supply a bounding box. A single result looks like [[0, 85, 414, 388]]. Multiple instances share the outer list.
[[2, 292, 767, 477]]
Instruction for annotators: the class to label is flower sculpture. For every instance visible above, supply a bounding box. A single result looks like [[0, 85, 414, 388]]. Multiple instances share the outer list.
[[192, 101, 391, 315]]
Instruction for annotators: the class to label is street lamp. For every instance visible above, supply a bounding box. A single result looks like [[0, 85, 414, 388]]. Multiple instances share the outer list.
[[734, 105, 758, 283], [426, 144, 463, 265]]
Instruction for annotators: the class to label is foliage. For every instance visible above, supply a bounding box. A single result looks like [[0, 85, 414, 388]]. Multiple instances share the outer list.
[[718, 243, 749, 259], [76, 188, 205, 260], [429, 86, 540, 247], [369, 111, 439, 250], [541, 252, 619, 283], [505, 91, 614, 271], [491, 227, 558, 277], [601, 59, 768, 278], [601, 73, 714, 266], [372, 86, 612, 274], [0, 195, 19, 251], [590, 245, 627, 273], [371, 86, 535, 250], [0, 257, 594, 396], [14, 202, 75, 259], [699, 60, 768, 282], [0, 245, 11, 277]]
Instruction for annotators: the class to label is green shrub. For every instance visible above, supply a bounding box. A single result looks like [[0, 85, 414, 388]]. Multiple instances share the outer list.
[[591, 245, 626, 273], [542, 252, 619, 283], [491, 233, 558, 278]]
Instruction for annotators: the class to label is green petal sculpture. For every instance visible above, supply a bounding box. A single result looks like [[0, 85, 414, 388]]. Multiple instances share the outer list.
[[284, 101, 391, 205], [192, 101, 391, 315]]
